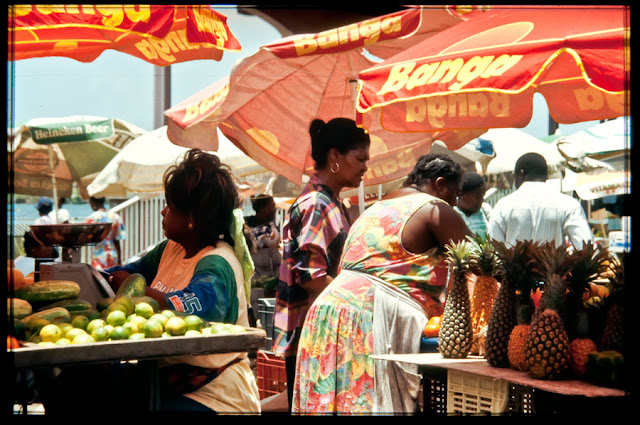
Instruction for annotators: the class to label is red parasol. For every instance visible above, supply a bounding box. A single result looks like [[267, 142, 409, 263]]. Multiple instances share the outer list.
[[8, 4, 241, 66], [356, 6, 630, 151], [165, 6, 490, 188]]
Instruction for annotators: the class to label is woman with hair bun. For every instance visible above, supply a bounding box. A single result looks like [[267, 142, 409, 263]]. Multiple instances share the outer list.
[[292, 153, 472, 414], [271, 117, 370, 410], [42, 149, 260, 414]]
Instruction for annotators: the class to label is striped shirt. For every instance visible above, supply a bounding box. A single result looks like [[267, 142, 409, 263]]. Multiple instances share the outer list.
[[272, 174, 351, 357], [488, 181, 593, 249]]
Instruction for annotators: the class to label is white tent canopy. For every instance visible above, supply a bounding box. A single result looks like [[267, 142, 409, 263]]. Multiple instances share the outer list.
[[556, 116, 630, 158], [86, 126, 269, 199]]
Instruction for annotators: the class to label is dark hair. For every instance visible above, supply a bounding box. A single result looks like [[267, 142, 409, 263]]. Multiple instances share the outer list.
[[309, 118, 370, 169], [461, 172, 486, 193], [89, 196, 106, 206], [515, 152, 548, 180], [164, 149, 240, 246], [403, 153, 463, 188], [250, 193, 273, 212]]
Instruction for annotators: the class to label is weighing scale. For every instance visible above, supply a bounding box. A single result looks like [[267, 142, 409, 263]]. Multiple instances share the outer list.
[[30, 223, 117, 307]]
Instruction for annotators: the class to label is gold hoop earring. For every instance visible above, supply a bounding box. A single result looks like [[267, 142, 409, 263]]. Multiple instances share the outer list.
[[330, 162, 340, 173]]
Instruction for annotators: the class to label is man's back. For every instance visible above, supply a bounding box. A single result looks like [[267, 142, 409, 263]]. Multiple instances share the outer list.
[[488, 181, 593, 248]]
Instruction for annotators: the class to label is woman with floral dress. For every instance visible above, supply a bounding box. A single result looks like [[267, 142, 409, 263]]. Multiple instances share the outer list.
[[85, 196, 126, 270], [272, 118, 370, 410], [292, 154, 472, 415]]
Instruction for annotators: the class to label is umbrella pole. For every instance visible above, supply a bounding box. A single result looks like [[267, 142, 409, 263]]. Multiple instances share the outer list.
[[349, 77, 366, 215], [48, 145, 59, 222]]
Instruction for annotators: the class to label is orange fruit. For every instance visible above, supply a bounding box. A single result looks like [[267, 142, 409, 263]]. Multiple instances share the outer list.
[[7, 335, 20, 350], [424, 315, 442, 338], [7, 267, 25, 290]]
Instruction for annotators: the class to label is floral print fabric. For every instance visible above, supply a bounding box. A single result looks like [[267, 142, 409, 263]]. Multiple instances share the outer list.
[[293, 192, 449, 414], [85, 210, 126, 270]]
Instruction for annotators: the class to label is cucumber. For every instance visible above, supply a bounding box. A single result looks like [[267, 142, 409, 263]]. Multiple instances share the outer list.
[[37, 298, 93, 317], [116, 274, 146, 298], [22, 307, 71, 327], [8, 298, 32, 319], [14, 280, 80, 304]]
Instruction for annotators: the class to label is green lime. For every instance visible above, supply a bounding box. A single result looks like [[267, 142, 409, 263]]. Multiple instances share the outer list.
[[165, 316, 187, 336], [184, 315, 204, 332], [86, 310, 101, 321], [185, 330, 202, 337], [122, 321, 139, 335], [86, 319, 106, 335], [55, 338, 71, 345], [162, 332, 172, 338], [91, 326, 110, 342], [161, 309, 176, 319], [109, 326, 130, 340], [129, 332, 145, 340], [70, 315, 90, 330], [39, 324, 63, 343], [229, 324, 246, 333], [128, 315, 147, 330], [71, 333, 95, 344], [106, 310, 127, 327], [210, 322, 229, 334], [134, 302, 155, 319], [65, 328, 87, 341], [58, 322, 74, 337], [149, 314, 168, 327], [143, 319, 164, 338], [103, 324, 114, 335], [201, 327, 212, 335], [38, 341, 56, 347]]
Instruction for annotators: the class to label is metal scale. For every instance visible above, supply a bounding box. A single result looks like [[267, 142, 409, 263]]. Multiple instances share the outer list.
[[30, 223, 116, 307]]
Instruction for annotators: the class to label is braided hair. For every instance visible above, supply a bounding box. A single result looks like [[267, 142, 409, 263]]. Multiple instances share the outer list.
[[403, 153, 463, 188]]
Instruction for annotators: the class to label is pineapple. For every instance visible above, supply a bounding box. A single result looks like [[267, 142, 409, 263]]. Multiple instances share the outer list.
[[505, 241, 537, 372], [564, 244, 609, 376], [600, 253, 625, 353], [485, 240, 532, 368], [524, 243, 575, 380], [468, 233, 500, 356], [438, 240, 474, 359]]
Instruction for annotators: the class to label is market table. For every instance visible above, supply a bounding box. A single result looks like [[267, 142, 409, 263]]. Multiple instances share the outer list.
[[10, 328, 267, 413], [371, 353, 628, 415]]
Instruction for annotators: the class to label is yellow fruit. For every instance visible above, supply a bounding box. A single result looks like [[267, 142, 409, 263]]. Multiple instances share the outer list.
[[185, 330, 202, 337], [134, 302, 155, 319], [58, 322, 74, 337], [64, 328, 86, 341], [114, 297, 135, 316], [71, 315, 90, 330], [143, 319, 164, 338], [165, 317, 187, 336], [71, 333, 95, 344], [39, 324, 63, 343], [38, 341, 56, 347], [184, 315, 204, 332], [55, 338, 71, 345], [129, 332, 145, 340], [109, 326, 130, 340], [127, 315, 147, 331], [103, 324, 114, 335], [161, 309, 176, 319], [106, 310, 127, 327], [86, 319, 106, 335], [122, 321, 139, 336], [149, 314, 168, 327]]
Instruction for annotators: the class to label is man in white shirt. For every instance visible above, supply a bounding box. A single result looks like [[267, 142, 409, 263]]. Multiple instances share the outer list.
[[33, 197, 55, 225], [488, 153, 593, 249]]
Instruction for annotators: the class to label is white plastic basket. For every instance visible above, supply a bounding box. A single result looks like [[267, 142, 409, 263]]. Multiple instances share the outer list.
[[447, 370, 508, 414]]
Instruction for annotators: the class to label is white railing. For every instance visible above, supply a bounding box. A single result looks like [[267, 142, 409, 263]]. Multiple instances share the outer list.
[[81, 194, 166, 265]]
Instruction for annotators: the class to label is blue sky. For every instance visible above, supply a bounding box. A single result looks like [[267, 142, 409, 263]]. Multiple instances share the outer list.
[[8, 6, 596, 138]]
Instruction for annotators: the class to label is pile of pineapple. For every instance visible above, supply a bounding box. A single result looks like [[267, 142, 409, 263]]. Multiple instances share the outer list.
[[437, 234, 625, 385]]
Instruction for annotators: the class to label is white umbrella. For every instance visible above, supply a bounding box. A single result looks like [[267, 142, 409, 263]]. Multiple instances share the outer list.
[[556, 117, 630, 159], [87, 126, 269, 200]]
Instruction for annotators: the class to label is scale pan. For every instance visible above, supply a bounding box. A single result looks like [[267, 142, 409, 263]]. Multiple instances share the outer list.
[[30, 223, 113, 247]]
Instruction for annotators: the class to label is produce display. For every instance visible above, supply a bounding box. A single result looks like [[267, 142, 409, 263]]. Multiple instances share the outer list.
[[423, 237, 626, 389], [7, 273, 249, 348]]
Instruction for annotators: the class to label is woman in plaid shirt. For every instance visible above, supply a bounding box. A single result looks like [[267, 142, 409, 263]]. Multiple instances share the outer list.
[[272, 118, 370, 409]]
